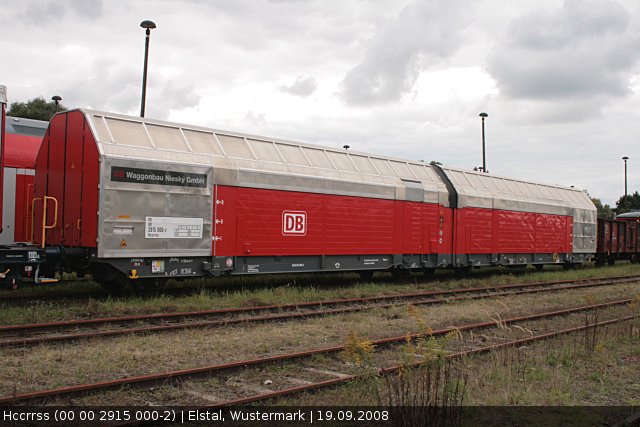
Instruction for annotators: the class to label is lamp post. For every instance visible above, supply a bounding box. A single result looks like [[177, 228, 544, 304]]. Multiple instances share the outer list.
[[140, 20, 156, 118], [479, 112, 488, 173], [343, 145, 350, 150], [623, 156, 629, 198], [51, 95, 61, 113]]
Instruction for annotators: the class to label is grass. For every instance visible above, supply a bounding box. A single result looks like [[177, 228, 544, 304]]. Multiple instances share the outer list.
[[0, 263, 638, 404], [2, 263, 640, 326], [270, 313, 640, 410], [462, 318, 640, 406]]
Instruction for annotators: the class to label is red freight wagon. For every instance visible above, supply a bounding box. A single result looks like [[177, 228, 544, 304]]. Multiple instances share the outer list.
[[0, 118, 45, 245], [596, 218, 640, 264], [434, 166, 595, 269], [615, 211, 640, 222], [31, 109, 596, 290]]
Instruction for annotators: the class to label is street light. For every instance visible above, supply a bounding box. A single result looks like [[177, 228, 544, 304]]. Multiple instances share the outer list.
[[623, 156, 629, 197], [51, 95, 61, 113], [479, 112, 488, 173], [140, 20, 157, 118], [343, 145, 350, 150]]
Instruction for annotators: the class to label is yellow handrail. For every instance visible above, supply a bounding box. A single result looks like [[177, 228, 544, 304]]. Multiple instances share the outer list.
[[41, 196, 59, 249]]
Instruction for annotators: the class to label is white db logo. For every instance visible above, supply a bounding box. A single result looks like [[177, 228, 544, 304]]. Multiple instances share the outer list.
[[283, 211, 307, 235]]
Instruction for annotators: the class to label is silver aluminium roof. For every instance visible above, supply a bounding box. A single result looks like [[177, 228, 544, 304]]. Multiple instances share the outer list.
[[438, 166, 596, 216], [82, 109, 449, 205], [79, 109, 596, 218]]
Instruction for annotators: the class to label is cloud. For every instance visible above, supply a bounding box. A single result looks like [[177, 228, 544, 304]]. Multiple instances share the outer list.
[[60, 58, 140, 113], [152, 80, 201, 118], [489, 0, 640, 110], [280, 75, 317, 97], [339, 0, 469, 106], [68, 0, 104, 19], [19, 0, 104, 24]]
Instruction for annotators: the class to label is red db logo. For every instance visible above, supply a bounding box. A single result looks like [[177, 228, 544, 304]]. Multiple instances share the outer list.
[[283, 211, 307, 236]]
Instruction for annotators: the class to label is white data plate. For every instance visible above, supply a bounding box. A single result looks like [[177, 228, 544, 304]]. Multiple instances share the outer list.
[[145, 216, 203, 239]]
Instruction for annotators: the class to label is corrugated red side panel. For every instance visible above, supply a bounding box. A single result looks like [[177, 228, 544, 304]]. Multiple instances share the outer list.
[[63, 112, 84, 246], [455, 207, 493, 253], [14, 173, 34, 242], [455, 207, 572, 255], [402, 202, 422, 253], [326, 195, 396, 255], [401, 202, 448, 254], [438, 207, 454, 256], [213, 184, 235, 256], [44, 114, 66, 244], [213, 185, 450, 257], [80, 117, 99, 248], [34, 111, 99, 248]]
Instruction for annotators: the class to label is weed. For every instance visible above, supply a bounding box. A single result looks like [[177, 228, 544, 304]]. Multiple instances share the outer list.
[[341, 331, 375, 367], [379, 361, 466, 427], [546, 347, 575, 368], [370, 307, 466, 426]]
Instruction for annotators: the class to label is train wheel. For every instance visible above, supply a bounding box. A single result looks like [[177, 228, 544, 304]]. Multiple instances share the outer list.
[[358, 270, 374, 281], [130, 277, 168, 293], [423, 268, 435, 279], [89, 264, 128, 293], [454, 266, 471, 278], [534, 264, 544, 271], [607, 257, 615, 266], [391, 268, 411, 280], [8, 265, 23, 290]]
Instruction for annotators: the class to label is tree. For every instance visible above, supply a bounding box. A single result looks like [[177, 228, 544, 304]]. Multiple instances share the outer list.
[[590, 196, 614, 219], [615, 191, 640, 215], [6, 96, 67, 121]]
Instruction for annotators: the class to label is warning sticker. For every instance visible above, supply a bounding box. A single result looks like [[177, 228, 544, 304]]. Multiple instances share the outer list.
[[145, 217, 203, 239], [120, 239, 127, 247]]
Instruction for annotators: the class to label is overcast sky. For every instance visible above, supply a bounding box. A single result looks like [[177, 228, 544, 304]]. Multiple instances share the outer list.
[[2, 0, 640, 205]]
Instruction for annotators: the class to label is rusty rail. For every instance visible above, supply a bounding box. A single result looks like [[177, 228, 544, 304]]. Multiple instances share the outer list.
[[2, 275, 638, 348], [0, 297, 635, 405]]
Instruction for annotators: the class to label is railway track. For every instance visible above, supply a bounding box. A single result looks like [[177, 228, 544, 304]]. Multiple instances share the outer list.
[[211, 313, 637, 409], [0, 279, 104, 305], [0, 297, 635, 406], [0, 265, 578, 305], [2, 274, 639, 348]]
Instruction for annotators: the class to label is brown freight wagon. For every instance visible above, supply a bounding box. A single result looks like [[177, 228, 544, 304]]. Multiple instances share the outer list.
[[596, 217, 640, 265]]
